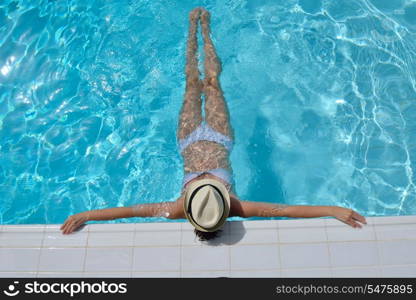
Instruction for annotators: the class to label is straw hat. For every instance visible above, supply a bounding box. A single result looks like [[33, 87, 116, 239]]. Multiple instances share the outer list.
[[184, 178, 230, 232]]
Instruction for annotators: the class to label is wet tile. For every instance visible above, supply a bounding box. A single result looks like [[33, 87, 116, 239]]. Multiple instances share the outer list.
[[88, 223, 135, 232], [326, 224, 376, 242], [43, 230, 88, 247], [279, 218, 325, 228], [325, 217, 375, 227]]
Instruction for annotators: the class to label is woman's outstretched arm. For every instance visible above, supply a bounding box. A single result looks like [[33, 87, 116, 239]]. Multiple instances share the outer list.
[[229, 197, 367, 228], [60, 198, 185, 234]]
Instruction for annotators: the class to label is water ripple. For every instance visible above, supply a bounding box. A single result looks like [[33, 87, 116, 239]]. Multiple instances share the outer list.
[[0, 0, 415, 223]]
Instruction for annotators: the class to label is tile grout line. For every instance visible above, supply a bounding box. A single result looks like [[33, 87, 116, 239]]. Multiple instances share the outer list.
[[130, 225, 138, 278], [5, 216, 416, 230], [35, 225, 46, 278], [4, 237, 416, 249], [374, 222, 384, 277], [368, 222, 382, 277], [324, 222, 334, 278], [2, 225, 409, 233], [6, 238, 416, 245], [3, 217, 416, 278], [128, 240, 134, 277], [8, 263, 416, 276], [327, 221, 387, 275], [81, 225, 90, 276]]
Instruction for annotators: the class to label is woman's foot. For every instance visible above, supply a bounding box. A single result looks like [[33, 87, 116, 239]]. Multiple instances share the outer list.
[[189, 7, 201, 24], [200, 8, 211, 39], [199, 8, 221, 79], [187, 8, 200, 58]]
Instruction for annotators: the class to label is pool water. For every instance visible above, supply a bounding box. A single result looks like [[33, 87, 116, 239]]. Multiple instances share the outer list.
[[1, 0, 415, 224]]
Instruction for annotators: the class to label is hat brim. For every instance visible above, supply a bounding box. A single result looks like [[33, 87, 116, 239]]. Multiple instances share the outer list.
[[184, 178, 230, 232]]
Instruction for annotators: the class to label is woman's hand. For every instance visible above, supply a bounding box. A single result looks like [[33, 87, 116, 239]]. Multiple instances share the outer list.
[[331, 206, 367, 228], [60, 212, 90, 234]]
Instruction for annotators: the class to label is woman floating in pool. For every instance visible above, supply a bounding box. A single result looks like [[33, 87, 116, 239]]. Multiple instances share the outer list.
[[61, 8, 366, 239]]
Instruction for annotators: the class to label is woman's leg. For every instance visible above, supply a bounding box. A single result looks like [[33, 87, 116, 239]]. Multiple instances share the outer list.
[[200, 9, 234, 140], [177, 8, 203, 140]]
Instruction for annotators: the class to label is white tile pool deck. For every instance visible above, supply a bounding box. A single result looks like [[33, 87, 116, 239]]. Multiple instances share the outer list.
[[0, 216, 415, 278]]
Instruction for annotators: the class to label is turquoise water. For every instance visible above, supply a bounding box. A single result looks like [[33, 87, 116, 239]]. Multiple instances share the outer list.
[[1, 0, 415, 224]]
